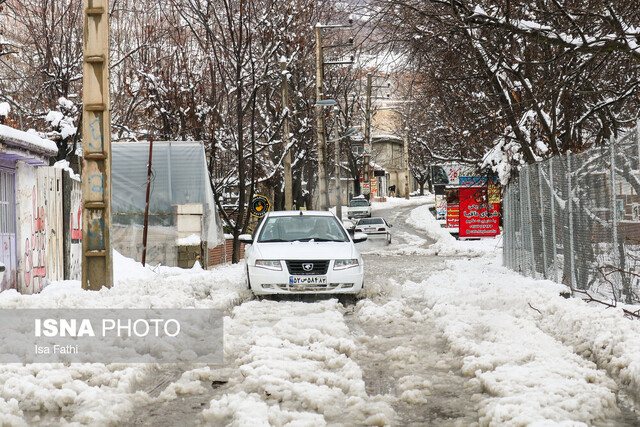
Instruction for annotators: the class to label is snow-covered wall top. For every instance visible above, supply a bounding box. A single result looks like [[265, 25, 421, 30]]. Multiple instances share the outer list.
[[0, 124, 58, 156]]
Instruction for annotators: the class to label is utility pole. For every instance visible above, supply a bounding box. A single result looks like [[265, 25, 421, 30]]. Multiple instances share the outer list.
[[281, 58, 293, 210], [315, 22, 353, 211], [81, 0, 113, 290], [315, 25, 329, 211], [403, 120, 410, 199], [363, 73, 372, 199], [333, 107, 343, 219]]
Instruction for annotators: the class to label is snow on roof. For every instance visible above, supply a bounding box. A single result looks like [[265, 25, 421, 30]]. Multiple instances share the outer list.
[[369, 161, 385, 170], [0, 124, 58, 156]]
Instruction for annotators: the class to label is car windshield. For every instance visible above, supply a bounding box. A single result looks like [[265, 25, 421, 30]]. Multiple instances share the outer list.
[[257, 215, 349, 243], [349, 200, 369, 207], [357, 218, 384, 225]]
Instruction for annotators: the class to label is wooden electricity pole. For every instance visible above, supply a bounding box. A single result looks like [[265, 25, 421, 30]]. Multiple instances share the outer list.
[[281, 59, 293, 210], [81, 0, 113, 290]]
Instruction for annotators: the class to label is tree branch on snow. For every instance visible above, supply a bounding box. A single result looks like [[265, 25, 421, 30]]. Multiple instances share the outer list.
[[563, 274, 640, 320]]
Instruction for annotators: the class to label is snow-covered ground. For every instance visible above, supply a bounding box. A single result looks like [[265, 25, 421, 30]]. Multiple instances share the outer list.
[[0, 255, 248, 425], [1, 197, 639, 425]]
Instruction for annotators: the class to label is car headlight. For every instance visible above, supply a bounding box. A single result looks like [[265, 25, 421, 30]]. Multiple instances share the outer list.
[[333, 259, 359, 270], [255, 260, 282, 271]]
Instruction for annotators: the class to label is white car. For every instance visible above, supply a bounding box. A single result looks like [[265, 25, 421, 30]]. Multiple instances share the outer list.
[[240, 211, 368, 296], [347, 197, 372, 219], [355, 217, 392, 244]]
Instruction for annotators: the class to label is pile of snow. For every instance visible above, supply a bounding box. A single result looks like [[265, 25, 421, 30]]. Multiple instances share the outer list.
[[0, 251, 248, 424], [406, 203, 499, 257], [396, 257, 628, 425], [354, 200, 640, 424], [362, 203, 498, 258], [333, 195, 432, 221], [371, 194, 433, 212]]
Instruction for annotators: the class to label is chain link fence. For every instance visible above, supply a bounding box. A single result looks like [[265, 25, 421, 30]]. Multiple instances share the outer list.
[[504, 126, 640, 303]]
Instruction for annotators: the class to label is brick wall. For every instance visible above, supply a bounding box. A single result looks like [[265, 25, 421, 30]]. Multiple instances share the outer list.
[[208, 238, 245, 266]]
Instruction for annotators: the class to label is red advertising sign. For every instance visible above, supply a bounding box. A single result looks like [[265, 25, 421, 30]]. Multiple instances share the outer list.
[[446, 203, 459, 229], [459, 187, 500, 238]]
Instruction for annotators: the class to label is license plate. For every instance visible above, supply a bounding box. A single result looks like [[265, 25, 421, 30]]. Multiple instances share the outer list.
[[289, 276, 327, 285]]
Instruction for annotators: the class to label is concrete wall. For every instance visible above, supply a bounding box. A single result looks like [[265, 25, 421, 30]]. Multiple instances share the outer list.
[[16, 163, 63, 293]]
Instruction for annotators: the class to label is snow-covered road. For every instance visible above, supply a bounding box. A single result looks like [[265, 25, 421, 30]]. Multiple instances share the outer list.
[[2, 196, 640, 426]]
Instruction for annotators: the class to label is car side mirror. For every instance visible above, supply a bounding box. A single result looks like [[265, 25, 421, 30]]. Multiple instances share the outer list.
[[353, 232, 368, 243], [238, 234, 253, 244], [389, 224, 393, 228]]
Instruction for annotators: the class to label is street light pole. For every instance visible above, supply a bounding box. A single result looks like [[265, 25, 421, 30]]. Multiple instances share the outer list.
[[315, 25, 330, 211], [332, 107, 343, 219], [315, 22, 353, 211]]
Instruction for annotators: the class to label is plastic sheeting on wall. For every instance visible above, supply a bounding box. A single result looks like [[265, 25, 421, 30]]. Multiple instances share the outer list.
[[112, 142, 223, 266]]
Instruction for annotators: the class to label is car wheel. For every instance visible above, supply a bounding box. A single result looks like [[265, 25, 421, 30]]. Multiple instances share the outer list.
[[387, 234, 391, 244], [245, 268, 251, 290]]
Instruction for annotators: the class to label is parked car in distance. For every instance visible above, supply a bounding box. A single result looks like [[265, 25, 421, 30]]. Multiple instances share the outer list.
[[347, 197, 371, 219], [0, 262, 4, 286], [240, 211, 368, 296], [355, 217, 392, 244]]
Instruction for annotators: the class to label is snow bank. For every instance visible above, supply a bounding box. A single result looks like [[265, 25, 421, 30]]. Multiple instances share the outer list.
[[355, 202, 640, 424], [405, 203, 500, 257], [0, 251, 248, 424], [371, 195, 433, 212], [366, 247, 638, 425]]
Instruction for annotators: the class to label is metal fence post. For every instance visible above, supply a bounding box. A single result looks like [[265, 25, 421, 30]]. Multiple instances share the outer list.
[[610, 134, 620, 300], [519, 172, 527, 275], [549, 160, 558, 283], [503, 186, 509, 267], [525, 167, 536, 277], [509, 184, 515, 270], [538, 162, 548, 278], [567, 155, 576, 288]]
